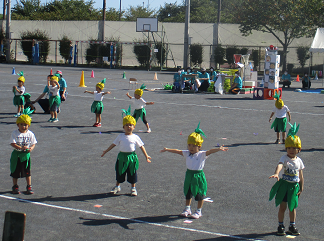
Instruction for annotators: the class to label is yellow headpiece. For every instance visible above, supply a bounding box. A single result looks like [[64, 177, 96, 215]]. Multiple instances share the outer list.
[[187, 122, 206, 147], [96, 78, 106, 90], [274, 93, 284, 109], [51, 76, 59, 82], [134, 84, 146, 97], [123, 115, 136, 127], [16, 107, 34, 126], [17, 71, 25, 83], [285, 122, 301, 149]]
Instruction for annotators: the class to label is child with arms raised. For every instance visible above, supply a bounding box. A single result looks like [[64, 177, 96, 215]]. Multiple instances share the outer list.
[[160, 123, 228, 219]]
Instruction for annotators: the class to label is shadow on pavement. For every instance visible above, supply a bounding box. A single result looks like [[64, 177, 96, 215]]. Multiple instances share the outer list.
[[195, 232, 276, 240]]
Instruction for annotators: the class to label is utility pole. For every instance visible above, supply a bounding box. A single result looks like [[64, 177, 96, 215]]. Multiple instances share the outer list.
[[183, 0, 190, 69], [102, 0, 106, 41], [3, 0, 6, 19], [6, 0, 11, 62]]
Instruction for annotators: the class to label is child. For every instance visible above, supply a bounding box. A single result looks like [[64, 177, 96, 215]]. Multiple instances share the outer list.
[[269, 93, 291, 144], [48, 76, 61, 122], [10, 107, 37, 194], [84, 78, 111, 127], [101, 115, 151, 196], [160, 123, 228, 219], [269, 122, 304, 236], [12, 72, 26, 117], [126, 84, 154, 133]]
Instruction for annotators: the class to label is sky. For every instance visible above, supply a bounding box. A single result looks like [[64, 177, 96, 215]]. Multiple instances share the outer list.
[[0, 0, 175, 13]]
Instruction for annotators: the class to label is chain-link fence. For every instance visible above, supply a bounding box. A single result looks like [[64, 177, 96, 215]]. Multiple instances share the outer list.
[[6, 39, 323, 73]]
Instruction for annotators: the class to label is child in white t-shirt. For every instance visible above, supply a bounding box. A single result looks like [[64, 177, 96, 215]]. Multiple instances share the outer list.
[[160, 123, 228, 219], [84, 78, 111, 127], [269, 123, 304, 236], [269, 93, 291, 144], [13, 73, 26, 117], [48, 76, 61, 122], [10, 108, 37, 195], [101, 115, 151, 196], [126, 84, 154, 133]]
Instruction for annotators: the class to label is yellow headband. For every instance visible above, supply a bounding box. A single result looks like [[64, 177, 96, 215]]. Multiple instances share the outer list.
[[187, 132, 204, 146], [51, 76, 59, 82], [285, 135, 301, 149], [16, 114, 32, 126], [18, 76, 25, 83], [123, 115, 136, 127]]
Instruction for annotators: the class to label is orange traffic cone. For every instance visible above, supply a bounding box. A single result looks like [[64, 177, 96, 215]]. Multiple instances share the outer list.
[[153, 72, 158, 80], [79, 71, 87, 87], [296, 75, 300, 82], [91, 70, 95, 78], [50, 68, 53, 75]]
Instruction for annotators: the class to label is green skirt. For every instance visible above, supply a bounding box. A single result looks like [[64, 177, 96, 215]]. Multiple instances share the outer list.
[[184, 169, 207, 197], [49, 95, 61, 108], [91, 101, 104, 114], [271, 117, 287, 132], [133, 108, 146, 122], [13, 95, 25, 106], [269, 179, 299, 212], [115, 152, 139, 176], [10, 150, 30, 174]]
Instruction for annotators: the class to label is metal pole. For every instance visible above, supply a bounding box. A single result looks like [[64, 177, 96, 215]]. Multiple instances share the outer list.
[[119, 0, 122, 21], [3, 0, 6, 19], [102, 0, 106, 41], [6, 0, 11, 62], [183, 0, 190, 69]]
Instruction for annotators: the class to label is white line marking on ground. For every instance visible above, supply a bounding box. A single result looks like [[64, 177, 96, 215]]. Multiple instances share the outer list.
[[0, 194, 265, 241]]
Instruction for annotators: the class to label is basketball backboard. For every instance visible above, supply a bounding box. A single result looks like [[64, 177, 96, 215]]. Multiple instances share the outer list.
[[136, 18, 158, 32]]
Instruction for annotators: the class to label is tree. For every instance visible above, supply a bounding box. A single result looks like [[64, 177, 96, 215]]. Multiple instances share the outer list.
[[296, 46, 310, 69], [251, 50, 259, 70], [133, 41, 150, 67], [157, 3, 184, 22], [154, 42, 166, 66], [190, 44, 203, 66], [225, 46, 239, 66], [213, 44, 225, 69], [12, 0, 43, 19], [59, 35, 72, 64], [234, 0, 323, 72], [20, 30, 50, 63], [124, 6, 156, 21]]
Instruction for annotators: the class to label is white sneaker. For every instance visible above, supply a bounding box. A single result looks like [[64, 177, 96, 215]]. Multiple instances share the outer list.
[[146, 128, 151, 133], [131, 188, 137, 196], [191, 210, 202, 219], [180, 209, 192, 217], [110, 186, 121, 194]]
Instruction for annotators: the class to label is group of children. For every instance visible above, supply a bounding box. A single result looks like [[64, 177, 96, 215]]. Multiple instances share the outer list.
[[9, 71, 305, 236]]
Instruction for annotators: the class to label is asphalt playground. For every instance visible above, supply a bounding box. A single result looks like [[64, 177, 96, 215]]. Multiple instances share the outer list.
[[0, 63, 323, 241]]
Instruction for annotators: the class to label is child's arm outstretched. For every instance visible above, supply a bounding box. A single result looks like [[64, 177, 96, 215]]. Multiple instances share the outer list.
[[206, 145, 228, 156], [269, 163, 283, 181], [140, 146, 151, 163], [160, 147, 183, 156], [269, 112, 275, 122], [84, 90, 94, 94], [146, 101, 154, 105], [102, 91, 111, 95], [126, 92, 132, 99], [101, 144, 116, 157]]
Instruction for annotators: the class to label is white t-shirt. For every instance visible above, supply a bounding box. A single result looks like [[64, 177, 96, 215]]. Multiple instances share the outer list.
[[182, 150, 208, 170], [15, 86, 25, 96], [113, 133, 144, 152], [94, 91, 104, 101], [273, 105, 290, 118], [10, 129, 37, 151], [49, 85, 59, 96], [279, 155, 305, 183], [131, 97, 146, 110]]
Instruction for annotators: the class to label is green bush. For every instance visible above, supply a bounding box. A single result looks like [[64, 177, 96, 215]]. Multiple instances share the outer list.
[[59, 35, 72, 64], [20, 30, 50, 63], [296, 46, 310, 68], [226, 46, 239, 65], [251, 50, 259, 70], [214, 44, 225, 68], [190, 43, 203, 66], [154, 42, 166, 66], [133, 43, 150, 67]]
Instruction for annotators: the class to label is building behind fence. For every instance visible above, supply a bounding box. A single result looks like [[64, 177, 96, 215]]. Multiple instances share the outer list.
[[1, 20, 321, 71]]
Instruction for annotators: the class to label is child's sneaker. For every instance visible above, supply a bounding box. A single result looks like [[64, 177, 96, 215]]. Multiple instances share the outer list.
[[52, 118, 59, 122], [48, 118, 54, 122], [146, 128, 151, 133], [277, 224, 285, 236], [190, 210, 202, 219], [288, 225, 300, 236], [282, 139, 286, 144], [110, 186, 121, 195], [26, 185, 34, 195], [180, 208, 192, 217], [97, 123, 101, 127], [93, 123, 98, 127], [14, 113, 20, 117], [12, 185, 20, 194], [131, 187, 137, 196], [274, 139, 280, 144]]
